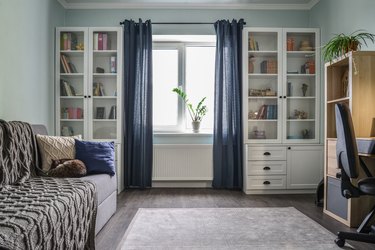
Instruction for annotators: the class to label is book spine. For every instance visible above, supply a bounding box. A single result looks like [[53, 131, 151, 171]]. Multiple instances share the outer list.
[[110, 56, 116, 73], [94, 33, 99, 50], [266, 105, 271, 119], [67, 33, 71, 50], [63, 33, 68, 50], [103, 33, 108, 50], [98, 33, 103, 50], [62, 55, 71, 73]]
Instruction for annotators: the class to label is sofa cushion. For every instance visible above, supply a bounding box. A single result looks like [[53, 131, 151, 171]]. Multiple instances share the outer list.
[[36, 134, 81, 171], [48, 159, 87, 178], [81, 174, 117, 204], [75, 140, 115, 176]]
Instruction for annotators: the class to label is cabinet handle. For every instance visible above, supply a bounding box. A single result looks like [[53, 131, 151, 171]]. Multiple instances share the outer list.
[[263, 166, 271, 170], [84, 95, 87, 98], [279, 96, 282, 99], [263, 181, 271, 185], [288, 147, 291, 150], [88, 95, 91, 98], [263, 152, 271, 156], [283, 96, 287, 98]]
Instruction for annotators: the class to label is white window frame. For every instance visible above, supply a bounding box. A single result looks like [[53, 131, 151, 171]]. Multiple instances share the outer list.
[[153, 40, 216, 133]]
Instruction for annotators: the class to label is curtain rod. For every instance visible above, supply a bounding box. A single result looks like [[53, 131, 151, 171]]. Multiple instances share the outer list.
[[119, 21, 246, 25]]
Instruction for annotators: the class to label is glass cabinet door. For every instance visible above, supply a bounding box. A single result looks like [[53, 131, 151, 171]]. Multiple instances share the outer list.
[[284, 30, 319, 142], [244, 29, 282, 143]]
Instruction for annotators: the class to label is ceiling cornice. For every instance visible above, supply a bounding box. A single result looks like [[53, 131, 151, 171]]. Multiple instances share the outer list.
[[57, 0, 321, 10]]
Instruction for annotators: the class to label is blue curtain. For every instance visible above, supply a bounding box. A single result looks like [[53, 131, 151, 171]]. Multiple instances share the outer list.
[[213, 19, 244, 189], [122, 19, 153, 188]]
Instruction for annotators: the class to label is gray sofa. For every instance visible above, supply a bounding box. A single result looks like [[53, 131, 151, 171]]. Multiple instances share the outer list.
[[32, 125, 117, 235]]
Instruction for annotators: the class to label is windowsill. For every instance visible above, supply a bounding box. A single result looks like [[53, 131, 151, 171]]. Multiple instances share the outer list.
[[154, 130, 213, 136]]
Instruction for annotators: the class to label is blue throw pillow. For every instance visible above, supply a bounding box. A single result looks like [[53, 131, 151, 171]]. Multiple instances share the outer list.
[[75, 140, 115, 176]]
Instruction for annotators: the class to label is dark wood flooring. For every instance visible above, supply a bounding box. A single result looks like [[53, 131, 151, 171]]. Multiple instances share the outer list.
[[96, 189, 374, 250]]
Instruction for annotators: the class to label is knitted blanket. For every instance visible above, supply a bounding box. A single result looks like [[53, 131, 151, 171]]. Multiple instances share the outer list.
[[0, 121, 97, 249], [0, 120, 37, 186]]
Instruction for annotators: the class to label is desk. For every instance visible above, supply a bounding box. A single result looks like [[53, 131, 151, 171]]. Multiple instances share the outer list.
[[324, 138, 375, 227]]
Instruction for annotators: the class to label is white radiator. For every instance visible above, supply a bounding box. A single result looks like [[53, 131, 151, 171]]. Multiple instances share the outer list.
[[152, 144, 213, 181]]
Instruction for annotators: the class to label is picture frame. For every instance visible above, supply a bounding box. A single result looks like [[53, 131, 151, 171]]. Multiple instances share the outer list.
[[96, 107, 105, 119]]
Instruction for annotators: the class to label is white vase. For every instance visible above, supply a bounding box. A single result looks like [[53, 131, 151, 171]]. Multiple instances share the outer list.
[[192, 121, 200, 133]]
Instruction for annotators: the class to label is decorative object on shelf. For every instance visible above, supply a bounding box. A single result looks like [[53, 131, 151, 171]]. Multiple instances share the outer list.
[[93, 82, 105, 96], [301, 129, 310, 139], [293, 109, 308, 119], [287, 82, 293, 96], [299, 40, 313, 51], [252, 129, 266, 139], [96, 107, 105, 119], [322, 30, 375, 62], [248, 56, 255, 73], [110, 56, 117, 73], [76, 42, 84, 51], [341, 69, 349, 97], [172, 87, 207, 133], [96, 67, 105, 73], [301, 83, 308, 97], [248, 110, 257, 119], [248, 36, 259, 51], [287, 37, 295, 51], [61, 126, 74, 136], [249, 88, 276, 97]]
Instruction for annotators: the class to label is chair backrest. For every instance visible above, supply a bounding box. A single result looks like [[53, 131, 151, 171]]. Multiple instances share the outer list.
[[335, 103, 359, 178]]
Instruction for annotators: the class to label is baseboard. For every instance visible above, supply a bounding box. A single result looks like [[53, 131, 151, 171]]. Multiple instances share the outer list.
[[243, 189, 316, 195], [152, 181, 212, 188]]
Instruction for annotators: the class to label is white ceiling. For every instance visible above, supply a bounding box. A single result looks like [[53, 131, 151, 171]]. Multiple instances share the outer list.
[[58, 0, 320, 10]]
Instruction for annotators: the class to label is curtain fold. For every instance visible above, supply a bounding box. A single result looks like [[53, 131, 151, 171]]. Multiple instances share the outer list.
[[213, 19, 244, 189], [122, 19, 153, 188]]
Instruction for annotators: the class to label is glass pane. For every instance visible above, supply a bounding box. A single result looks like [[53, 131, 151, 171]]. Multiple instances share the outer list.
[[247, 98, 278, 140], [152, 49, 179, 127], [185, 46, 215, 130], [286, 98, 315, 140]]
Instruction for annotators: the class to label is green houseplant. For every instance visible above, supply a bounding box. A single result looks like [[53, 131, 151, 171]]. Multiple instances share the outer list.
[[172, 87, 207, 132], [323, 30, 375, 62]]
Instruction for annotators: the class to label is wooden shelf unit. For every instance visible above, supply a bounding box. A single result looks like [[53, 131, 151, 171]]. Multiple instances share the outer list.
[[324, 51, 375, 227]]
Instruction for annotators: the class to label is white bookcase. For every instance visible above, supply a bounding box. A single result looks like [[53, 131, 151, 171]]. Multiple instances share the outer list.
[[242, 27, 323, 194], [55, 27, 124, 192]]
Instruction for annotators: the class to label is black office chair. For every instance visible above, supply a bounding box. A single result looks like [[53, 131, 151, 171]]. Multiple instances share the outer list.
[[334, 103, 375, 247]]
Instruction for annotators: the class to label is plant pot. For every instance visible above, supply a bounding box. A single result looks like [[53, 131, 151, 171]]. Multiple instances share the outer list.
[[192, 121, 200, 133]]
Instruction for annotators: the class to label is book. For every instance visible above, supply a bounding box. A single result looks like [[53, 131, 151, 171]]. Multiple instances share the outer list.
[[98, 33, 103, 50], [61, 55, 71, 73], [60, 56, 68, 73], [110, 56, 116, 73], [94, 33, 99, 50], [108, 105, 116, 119], [103, 33, 108, 50], [69, 62, 77, 73]]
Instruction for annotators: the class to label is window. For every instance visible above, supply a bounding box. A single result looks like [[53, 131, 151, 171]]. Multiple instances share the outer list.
[[152, 36, 216, 133]]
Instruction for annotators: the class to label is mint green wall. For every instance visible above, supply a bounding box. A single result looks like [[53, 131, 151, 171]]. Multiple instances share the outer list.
[[65, 9, 310, 34], [310, 0, 375, 47], [0, 0, 65, 132], [309, 0, 375, 142]]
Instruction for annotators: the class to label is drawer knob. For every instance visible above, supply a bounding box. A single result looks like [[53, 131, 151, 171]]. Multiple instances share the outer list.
[[263, 181, 271, 185], [263, 166, 271, 170], [263, 152, 271, 156]]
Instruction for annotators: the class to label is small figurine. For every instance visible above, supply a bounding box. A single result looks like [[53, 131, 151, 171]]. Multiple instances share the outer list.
[[76, 42, 84, 51], [301, 129, 309, 139], [301, 83, 308, 97], [294, 109, 308, 119]]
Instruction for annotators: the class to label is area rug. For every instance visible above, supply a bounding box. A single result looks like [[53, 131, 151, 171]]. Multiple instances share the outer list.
[[118, 207, 347, 250]]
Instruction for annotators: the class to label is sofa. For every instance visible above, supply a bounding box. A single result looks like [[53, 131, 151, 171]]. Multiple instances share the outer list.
[[32, 124, 117, 235], [0, 121, 117, 249]]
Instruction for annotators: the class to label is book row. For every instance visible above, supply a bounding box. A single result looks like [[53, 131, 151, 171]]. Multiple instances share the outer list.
[[60, 54, 78, 74], [94, 33, 111, 50], [256, 105, 277, 120]]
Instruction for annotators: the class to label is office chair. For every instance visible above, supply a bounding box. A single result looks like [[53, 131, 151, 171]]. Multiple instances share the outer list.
[[334, 103, 375, 247]]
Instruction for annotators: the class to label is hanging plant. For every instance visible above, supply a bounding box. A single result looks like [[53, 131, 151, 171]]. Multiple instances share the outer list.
[[322, 30, 375, 62]]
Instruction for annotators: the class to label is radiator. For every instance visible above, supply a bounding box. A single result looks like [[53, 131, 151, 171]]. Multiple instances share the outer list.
[[152, 144, 213, 181]]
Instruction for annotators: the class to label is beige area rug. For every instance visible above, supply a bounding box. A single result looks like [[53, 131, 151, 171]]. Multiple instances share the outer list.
[[118, 207, 352, 250]]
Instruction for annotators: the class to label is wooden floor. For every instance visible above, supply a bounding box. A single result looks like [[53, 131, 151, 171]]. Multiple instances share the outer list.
[[96, 189, 373, 250]]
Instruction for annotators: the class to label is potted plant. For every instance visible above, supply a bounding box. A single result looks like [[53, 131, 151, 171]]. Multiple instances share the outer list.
[[323, 30, 375, 62], [172, 87, 207, 133]]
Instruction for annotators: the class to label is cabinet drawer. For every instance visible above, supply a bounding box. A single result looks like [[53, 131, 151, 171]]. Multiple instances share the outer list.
[[327, 140, 339, 177], [246, 175, 286, 190], [247, 161, 286, 175], [248, 147, 286, 161]]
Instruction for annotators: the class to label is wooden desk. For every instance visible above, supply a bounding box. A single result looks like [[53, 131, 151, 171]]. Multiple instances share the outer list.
[[324, 139, 375, 227]]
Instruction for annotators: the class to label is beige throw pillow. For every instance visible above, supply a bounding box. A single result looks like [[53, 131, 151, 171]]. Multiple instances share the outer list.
[[36, 134, 81, 171]]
